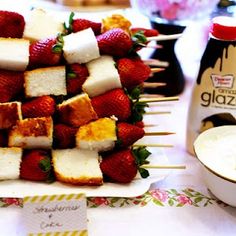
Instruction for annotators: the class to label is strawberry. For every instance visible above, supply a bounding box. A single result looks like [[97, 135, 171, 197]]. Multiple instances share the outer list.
[[0, 130, 8, 147], [0, 70, 24, 103], [65, 12, 101, 35], [66, 63, 89, 95], [100, 147, 150, 183], [96, 28, 133, 57], [116, 122, 144, 147], [91, 88, 131, 121], [22, 96, 55, 118], [72, 18, 101, 35], [0, 11, 25, 38], [117, 57, 151, 89], [134, 121, 145, 128], [28, 37, 62, 68], [53, 123, 77, 149], [130, 27, 159, 37], [20, 149, 53, 182]]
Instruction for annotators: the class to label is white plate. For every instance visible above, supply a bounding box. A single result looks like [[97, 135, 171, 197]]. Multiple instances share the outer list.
[[0, 147, 170, 198]]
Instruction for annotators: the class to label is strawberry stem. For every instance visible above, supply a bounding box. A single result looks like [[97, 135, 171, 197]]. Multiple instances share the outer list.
[[132, 146, 151, 178], [64, 12, 75, 34], [128, 87, 149, 123]]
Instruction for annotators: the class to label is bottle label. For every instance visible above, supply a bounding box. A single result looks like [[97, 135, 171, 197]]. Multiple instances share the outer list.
[[186, 39, 236, 154]]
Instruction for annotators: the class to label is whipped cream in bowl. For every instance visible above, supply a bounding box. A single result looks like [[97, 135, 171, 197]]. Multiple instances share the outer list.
[[194, 125, 236, 207]]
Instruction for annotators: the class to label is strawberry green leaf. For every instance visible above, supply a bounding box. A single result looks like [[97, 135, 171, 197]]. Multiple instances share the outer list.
[[39, 158, 51, 173], [132, 146, 151, 179], [64, 12, 75, 34], [138, 167, 150, 178], [67, 72, 77, 78]]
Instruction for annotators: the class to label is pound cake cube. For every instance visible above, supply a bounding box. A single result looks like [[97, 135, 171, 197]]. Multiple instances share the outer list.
[[0, 148, 22, 180], [83, 55, 122, 97], [23, 8, 64, 41], [58, 93, 98, 127], [24, 66, 67, 97], [8, 117, 53, 149], [76, 117, 117, 152], [0, 38, 29, 71], [63, 28, 100, 64], [52, 148, 103, 185], [0, 102, 22, 129]]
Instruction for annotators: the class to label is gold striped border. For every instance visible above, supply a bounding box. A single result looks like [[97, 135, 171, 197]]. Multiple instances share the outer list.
[[28, 230, 87, 236], [24, 193, 85, 204]]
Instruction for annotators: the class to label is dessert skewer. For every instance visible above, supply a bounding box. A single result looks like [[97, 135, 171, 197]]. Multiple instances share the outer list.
[[0, 9, 182, 186]]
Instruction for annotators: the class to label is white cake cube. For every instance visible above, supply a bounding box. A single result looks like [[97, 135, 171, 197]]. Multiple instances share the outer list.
[[24, 66, 67, 97], [83, 55, 122, 97], [23, 8, 64, 41], [0, 148, 22, 180], [8, 117, 53, 149], [0, 38, 29, 71], [63, 28, 100, 64], [52, 148, 103, 185]]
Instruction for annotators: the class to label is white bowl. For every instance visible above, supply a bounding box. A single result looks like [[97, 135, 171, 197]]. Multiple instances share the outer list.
[[194, 125, 236, 207]]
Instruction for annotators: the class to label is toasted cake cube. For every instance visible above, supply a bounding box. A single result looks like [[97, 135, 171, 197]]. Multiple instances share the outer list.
[[0, 102, 22, 129], [23, 8, 64, 41], [0, 38, 29, 71], [83, 55, 122, 97], [52, 148, 103, 185], [24, 66, 67, 97], [58, 93, 98, 127], [76, 117, 117, 152], [63, 28, 100, 64], [8, 117, 53, 149], [0, 148, 22, 180]]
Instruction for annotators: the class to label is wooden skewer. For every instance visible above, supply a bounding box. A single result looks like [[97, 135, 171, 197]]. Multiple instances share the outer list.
[[147, 33, 183, 42], [144, 59, 169, 68], [144, 124, 159, 127], [143, 82, 167, 88], [139, 96, 179, 103], [138, 43, 163, 49], [141, 164, 186, 169], [140, 93, 164, 98], [150, 68, 165, 73], [145, 131, 175, 136], [133, 144, 174, 148], [144, 111, 171, 115]]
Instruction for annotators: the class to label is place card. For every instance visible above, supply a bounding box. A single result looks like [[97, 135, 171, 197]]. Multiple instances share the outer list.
[[22, 193, 87, 236]]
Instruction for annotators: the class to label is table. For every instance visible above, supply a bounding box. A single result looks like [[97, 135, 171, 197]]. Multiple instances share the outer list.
[[0, 1, 236, 235]]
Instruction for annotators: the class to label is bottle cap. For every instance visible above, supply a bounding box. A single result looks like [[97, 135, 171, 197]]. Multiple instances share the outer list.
[[210, 16, 236, 40]]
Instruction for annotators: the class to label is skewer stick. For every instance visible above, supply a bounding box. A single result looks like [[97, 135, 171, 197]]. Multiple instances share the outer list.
[[133, 144, 174, 148], [147, 33, 182, 41], [144, 124, 159, 127], [143, 82, 166, 88], [138, 43, 163, 49], [139, 96, 179, 103], [144, 59, 169, 67], [145, 131, 175, 136], [150, 68, 165, 73], [144, 111, 171, 115], [141, 164, 186, 169]]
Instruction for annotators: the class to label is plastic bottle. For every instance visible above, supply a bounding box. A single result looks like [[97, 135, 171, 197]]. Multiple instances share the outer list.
[[186, 16, 236, 155]]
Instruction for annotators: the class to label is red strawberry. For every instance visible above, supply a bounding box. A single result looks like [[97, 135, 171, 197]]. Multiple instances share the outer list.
[[0, 70, 24, 103], [22, 96, 55, 118], [131, 27, 159, 37], [134, 121, 145, 128], [100, 147, 150, 183], [20, 149, 52, 181], [0, 11, 25, 38], [116, 122, 144, 147], [91, 88, 131, 121], [0, 130, 8, 147], [96, 28, 133, 57], [66, 63, 89, 95], [53, 123, 77, 149], [117, 57, 151, 89], [72, 18, 101, 35], [28, 37, 62, 68]]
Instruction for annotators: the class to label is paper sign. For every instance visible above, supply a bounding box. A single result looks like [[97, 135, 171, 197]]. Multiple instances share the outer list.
[[23, 193, 87, 236]]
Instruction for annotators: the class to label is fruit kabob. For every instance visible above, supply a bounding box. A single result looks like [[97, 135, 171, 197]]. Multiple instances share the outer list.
[[0, 8, 179, 185]]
